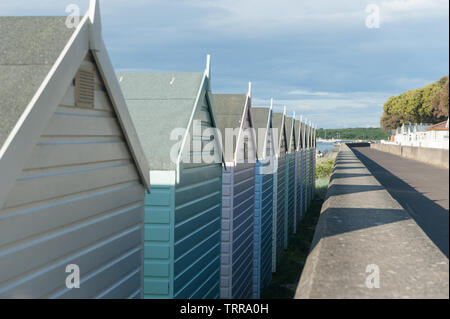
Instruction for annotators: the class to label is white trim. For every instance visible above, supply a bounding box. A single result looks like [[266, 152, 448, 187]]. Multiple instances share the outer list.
[[88, 0, 102, 51], [205, 54, 211, 91], [150, 170, 176, 185]]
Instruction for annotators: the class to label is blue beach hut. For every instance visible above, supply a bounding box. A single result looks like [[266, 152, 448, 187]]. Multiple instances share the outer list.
[[271, 109, 287, 272], [250, 104, 275, 298], [284, 114, 296, 248]]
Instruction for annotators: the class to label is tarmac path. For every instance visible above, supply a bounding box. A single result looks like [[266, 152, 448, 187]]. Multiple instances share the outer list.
[[351, 146, 449, 258]]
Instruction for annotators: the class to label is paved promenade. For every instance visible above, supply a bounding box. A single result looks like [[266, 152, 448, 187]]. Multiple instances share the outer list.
[[295, 144, 449, 299], [352, 146, 449, 257]]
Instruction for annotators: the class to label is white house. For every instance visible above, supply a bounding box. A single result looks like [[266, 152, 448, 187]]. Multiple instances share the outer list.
[[389, 120, 449, 149]]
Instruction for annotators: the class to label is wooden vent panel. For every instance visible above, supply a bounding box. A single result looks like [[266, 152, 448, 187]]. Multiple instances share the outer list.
[[75, 70, 95, 108]]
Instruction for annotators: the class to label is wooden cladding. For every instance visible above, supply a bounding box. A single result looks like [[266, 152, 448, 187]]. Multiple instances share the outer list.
[[75, 70, 95, 108]]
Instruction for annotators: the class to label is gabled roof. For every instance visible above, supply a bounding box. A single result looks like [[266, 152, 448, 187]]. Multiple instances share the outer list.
[[250, 107, 271, 159], [0, 1, 151, 207], [294, 118, 301, 151], [0, 17, 76, 149], [214, 94, 247, 135], [213, 94, 249, 162], [118, 72, 206, 170], [285, 116, 295, 153], [304, 121, 310, 148], [427, 120, 449, 131], [272, 112, 286, 156]]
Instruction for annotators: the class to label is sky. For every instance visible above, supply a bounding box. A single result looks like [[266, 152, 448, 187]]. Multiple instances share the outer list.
[[2, 0, 449, 128]]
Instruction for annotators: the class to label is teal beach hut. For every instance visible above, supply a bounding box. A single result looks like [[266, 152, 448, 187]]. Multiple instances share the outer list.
[[250, 104, 275, 298], [118, 56, 224, 299], [271, 109, 287, 272]]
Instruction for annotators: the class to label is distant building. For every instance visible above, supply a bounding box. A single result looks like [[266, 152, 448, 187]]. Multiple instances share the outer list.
[[425, 120, 450, 149], [387, 120, 449, 149]]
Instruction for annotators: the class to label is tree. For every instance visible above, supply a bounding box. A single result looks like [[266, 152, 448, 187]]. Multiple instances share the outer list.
[[380, 76, 449, 130], [431, 76, 449, 120]]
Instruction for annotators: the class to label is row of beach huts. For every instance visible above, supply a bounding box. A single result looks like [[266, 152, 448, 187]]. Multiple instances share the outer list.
[[0, 1, 316, 299]]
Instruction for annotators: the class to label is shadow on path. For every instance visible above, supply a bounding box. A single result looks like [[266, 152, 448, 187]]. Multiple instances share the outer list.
[[351, 147, 449, 258]]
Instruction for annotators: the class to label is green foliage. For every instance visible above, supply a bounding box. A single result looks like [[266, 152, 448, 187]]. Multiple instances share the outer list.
[[431, 77, 449, 119], [380, 76, 449, 131], [316, 127, 389, 140], [315, 159, 335, 179]]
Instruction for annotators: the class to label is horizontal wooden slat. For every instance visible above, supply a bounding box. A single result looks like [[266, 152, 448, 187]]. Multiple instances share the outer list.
[[42, 113, 122, 137], [0, 183, 143, 247], [5, 162, 139, 208], [23, 141, 130, 170], [0, 203, 143, 285], [0, 226, 142, 298]]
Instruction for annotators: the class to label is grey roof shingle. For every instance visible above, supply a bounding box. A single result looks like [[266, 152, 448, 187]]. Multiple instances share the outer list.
[[213, 94, 247, 162], [295, 120, 301, 150], [285, 116, 295, 153], [0, 17, 76, 149], [272, 112, 286, 155], [250, 107, 270, 159], [117, 72, 204, 170]]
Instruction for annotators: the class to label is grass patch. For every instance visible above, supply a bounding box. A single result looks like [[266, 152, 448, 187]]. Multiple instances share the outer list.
[[315, 158, 335, 179], [261, 160, 334, 299]]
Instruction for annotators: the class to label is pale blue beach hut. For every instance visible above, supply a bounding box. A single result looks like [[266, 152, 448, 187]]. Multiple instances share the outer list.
[[213, 84, 257, 299]]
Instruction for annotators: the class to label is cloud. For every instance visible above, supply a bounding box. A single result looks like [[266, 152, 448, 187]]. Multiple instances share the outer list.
[[252, 90, 393, 128], [380, 0, 449, 23], [186, 0, 448, 36], [2, 0, 447, 129], [388, 77, 436, 91], [288, 90, 334, 97]]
